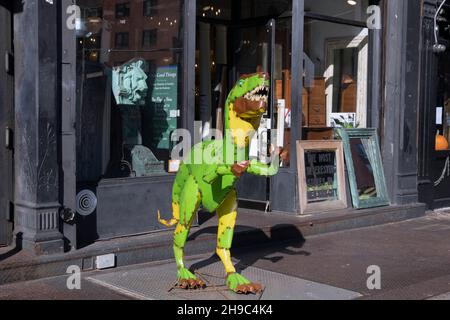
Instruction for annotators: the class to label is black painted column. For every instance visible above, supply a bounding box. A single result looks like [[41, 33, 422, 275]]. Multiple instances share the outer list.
[[381, 0, 422, 205], [13, 0, 64, 254]]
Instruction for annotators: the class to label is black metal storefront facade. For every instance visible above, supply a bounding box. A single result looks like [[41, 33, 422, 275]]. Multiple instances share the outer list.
[[418, 0, 450, 210], [1, 0, 428, 254]]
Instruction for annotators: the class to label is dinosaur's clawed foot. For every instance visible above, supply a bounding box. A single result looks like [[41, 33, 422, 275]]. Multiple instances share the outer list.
[[177, 278, 206, 290], [226, 273, 262, 294], [176, 268, 206, 290]]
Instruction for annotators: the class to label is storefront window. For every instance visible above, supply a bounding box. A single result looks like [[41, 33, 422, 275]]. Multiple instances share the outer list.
[[75, 0, 184, 182], [303, 19, 369, 131], [195, 3, 292, 166]]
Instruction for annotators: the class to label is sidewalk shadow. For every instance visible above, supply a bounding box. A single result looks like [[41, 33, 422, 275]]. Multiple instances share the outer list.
[[0, 235, 22, 263], [188, 224, 310, 274]]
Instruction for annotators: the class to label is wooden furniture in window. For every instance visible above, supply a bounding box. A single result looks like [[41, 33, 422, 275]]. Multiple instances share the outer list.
[[305, 77, 327, 127]]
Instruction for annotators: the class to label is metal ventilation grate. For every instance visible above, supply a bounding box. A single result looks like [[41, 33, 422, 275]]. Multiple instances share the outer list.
[[86, 258, 362, 300]]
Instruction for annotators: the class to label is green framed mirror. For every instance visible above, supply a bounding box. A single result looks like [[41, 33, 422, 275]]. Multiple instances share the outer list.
[[337, 128, 390, 209]]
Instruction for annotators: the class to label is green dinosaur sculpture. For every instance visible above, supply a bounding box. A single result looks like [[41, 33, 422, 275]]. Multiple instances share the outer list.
[[158, 73, 279, 294]]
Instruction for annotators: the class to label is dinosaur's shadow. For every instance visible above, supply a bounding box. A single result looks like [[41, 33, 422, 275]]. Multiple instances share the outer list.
[[187, 224, 310, 274], [0, 234, 22, 263]]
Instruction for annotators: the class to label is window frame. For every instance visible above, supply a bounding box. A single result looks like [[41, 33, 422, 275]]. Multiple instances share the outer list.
[[300, 1, 382, 131]]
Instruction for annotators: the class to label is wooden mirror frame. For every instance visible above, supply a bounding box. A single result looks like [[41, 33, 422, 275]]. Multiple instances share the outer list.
[[296, 140, 348, 215], [337, 128, 390, 209]]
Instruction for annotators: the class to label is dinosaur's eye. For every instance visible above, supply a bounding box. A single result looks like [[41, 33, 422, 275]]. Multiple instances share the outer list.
[[239, 80, 244, 86]]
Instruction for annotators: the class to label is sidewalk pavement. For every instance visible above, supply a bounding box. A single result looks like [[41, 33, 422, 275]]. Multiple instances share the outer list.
[[0, 203, 424, 285], [0, 209, 448, 300]]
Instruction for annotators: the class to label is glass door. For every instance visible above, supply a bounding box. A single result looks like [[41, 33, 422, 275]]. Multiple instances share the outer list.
[[234, 19, 276, 209], [432, 45, 450, 208], [194, 0, 293, 212]]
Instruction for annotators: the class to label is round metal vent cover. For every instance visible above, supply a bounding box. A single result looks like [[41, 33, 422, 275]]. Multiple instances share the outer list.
[[76, 190, 97, 216]]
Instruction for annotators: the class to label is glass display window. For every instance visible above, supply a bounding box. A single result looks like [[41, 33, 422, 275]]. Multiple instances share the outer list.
[[75, 0, 185, 182], [303, 19, 369, 130]]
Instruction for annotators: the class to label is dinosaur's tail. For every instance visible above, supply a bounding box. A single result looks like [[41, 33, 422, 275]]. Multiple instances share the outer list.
[[157, 210, 178, 227]]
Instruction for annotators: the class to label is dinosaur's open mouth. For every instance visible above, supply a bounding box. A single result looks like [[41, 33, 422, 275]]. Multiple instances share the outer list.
[[243, 86, 269, 103], [233, 75, 270, 119]]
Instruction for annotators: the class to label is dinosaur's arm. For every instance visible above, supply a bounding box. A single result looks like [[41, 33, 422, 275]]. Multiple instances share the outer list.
[[202, 165, 233, 184], [247, 158, 279, 177], [203, 159, 279, 182]]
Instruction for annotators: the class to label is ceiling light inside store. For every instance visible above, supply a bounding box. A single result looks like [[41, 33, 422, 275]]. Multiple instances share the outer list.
[[347, 0, 357, 5]]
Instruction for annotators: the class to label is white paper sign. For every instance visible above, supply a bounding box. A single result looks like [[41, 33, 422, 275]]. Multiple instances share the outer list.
[[277, 100, 285, 148], [436, 107, 443, 125]]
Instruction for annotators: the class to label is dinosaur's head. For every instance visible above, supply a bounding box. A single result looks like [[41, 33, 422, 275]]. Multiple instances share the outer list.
[[228, 73, 270, 121], [224, 73, 270, 148]]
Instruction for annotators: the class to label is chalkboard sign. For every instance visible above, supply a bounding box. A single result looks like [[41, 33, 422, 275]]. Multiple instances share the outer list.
[[297, 141, 348, 215], [304, 150, 339, 203]]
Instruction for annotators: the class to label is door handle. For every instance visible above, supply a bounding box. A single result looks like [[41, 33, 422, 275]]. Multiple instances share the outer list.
[[5, 127, 13, 149], [4, 51, 13, 75]]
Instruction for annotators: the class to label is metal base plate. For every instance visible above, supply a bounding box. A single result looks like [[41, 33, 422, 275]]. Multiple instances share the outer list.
[[87, 258, 362, 300]]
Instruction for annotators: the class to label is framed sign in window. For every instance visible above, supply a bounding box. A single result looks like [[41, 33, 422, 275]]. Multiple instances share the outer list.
[[336, 128, 390, 209], [297, 140, 348, 215]]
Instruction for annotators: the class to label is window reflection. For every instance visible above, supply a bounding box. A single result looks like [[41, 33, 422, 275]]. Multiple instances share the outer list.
[[197, 0, 231, 20], [116, 2, 131, 19], [350, 138, 377, 199]]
